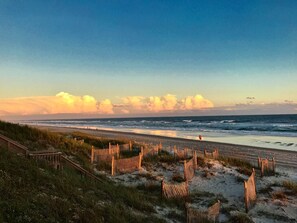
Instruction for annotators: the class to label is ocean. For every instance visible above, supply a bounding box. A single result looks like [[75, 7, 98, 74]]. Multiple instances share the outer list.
[[23, 114, 297, 151]]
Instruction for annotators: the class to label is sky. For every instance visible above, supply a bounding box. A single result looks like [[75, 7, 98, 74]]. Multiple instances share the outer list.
[[0, 0, 297, 119]]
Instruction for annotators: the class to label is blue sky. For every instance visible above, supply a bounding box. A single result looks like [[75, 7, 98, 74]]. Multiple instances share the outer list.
[[0, 0, 297, 118]]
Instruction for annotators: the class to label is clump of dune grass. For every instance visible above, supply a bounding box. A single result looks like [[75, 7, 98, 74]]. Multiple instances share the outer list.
[[219, 156, 253, 176], [283, 180, 297, 195], [227, 213, 254, 223], [271, 191, 287, 200]]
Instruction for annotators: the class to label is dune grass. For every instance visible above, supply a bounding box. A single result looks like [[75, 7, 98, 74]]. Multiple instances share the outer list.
[[219, 156, 253, 176], [0, 121, 173, 222]]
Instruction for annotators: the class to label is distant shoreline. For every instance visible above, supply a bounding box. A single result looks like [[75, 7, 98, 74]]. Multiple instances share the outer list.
[[32, 125, 297, 169]]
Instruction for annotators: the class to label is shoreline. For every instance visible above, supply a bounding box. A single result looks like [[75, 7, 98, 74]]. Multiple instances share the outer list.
[[33, 125, 297, 168]]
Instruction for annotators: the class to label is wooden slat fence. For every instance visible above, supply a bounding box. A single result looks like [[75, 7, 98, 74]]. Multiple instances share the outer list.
[[186, 200, 221, 223], [258, 157, 275, 176], [244, 168, 256, 212], [111, 154, 142, 175], [29, 150, 62, 169], [174, 146, 190, 159], [184, 151, 197, 181], [141, 145, 159, 157], [161, 180, 188, 199], [204, 149, 219, 159], [91, 146, 119, 163]]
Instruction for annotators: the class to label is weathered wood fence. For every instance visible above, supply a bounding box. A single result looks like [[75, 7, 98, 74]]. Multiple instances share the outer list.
[[91, 146, 119, 163], [258, 157, 275, 177], [184, 151, 197, 181], [29, 150, 62, 169], [161, 180, 188, 199], [204, 149, 219, 159], [186, 200, 221, 223], [141, 145, 159, 157], [0, 133, 102, 182], [111, 154, 142, 175], [0, 133, 29, 155], [244, 168, 256, 212], [174, 146, 190, 159]]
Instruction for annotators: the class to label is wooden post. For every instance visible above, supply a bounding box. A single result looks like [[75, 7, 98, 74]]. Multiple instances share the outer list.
[[184, 160, 187, 181], [129, 141, 132, 151], [109, 142, 111, 150], [141, 147, 144, 156], [116, 144, 119, 159], [91, 146, 94, 163], [111, 156, 115, 176], [244, 181, 248, 213], [261, 160, 264, 177], [193, 150, 197, 169], [138, 154, 142, 169], [257, 157, 261, 169]]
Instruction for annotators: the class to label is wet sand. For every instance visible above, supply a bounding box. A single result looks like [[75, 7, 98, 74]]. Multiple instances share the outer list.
[[34, 125, 297, 169]]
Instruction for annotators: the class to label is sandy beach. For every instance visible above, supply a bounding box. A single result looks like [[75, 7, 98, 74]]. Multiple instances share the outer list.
[[34, 125, 297, 169]]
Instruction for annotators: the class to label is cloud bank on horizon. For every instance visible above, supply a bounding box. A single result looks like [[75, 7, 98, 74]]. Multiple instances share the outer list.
[[0, 92, 214, 118], [0, 92, 296, 120]]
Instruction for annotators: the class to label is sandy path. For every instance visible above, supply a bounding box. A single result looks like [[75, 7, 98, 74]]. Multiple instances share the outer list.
[[34, 125, 297, 169]]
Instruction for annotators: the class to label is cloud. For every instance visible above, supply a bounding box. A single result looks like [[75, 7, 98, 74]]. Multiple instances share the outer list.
[[180, 95, 214, 110], [0, 92, 113, 116], [121, 94, 213, 112], [97, 99, 114, 114], [122, 96, 145, 110]]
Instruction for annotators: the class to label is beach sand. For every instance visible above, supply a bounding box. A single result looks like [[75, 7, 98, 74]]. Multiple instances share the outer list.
[[34, 125, 297, 169], [33, 125, 297, 223]]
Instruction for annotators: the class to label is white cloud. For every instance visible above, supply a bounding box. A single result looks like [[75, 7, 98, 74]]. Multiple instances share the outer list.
[[121, 93, 213, 113], [0, 92, 113, 116]]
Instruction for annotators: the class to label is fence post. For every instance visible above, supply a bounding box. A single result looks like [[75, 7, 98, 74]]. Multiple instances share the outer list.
[[184, 160, 187, 181], [244, 181, 248, 213], [193, 150, 197, 169], [111, 156, 115, 176], [91, 146, 94, 164], [129, 141, 132, 151], [116, 144, 119, 159], [138, 154, 142, 169], [261, 160, 264, 177], [257, 157, 261, 169]]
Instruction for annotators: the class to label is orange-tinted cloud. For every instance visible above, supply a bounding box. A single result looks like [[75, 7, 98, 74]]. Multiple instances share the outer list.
[[180, 95, 214, 110], [0, 92, 113, 116], [121, 94, 213, 113]]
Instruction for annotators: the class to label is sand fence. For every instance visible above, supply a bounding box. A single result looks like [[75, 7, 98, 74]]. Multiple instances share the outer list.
[[141, 145, 160, 157], [111, 153, 143, 175], [186, 200, 221, 223], [258, 157, 275, 177], [161, 180, 189, 199], [204, 149, 219, 159], [91, 145, 119, 164], [244, 168, 257, 212], [118, 141, 132, 151], [174, 146, 191, 159], [184, 151, 197, 181]]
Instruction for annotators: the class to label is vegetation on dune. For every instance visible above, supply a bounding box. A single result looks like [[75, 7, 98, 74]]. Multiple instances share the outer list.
[[219, 156, 254, 176], [0, 147, 166, 223], [283, 180, 297, 195], [0, 121, 170, 223]]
